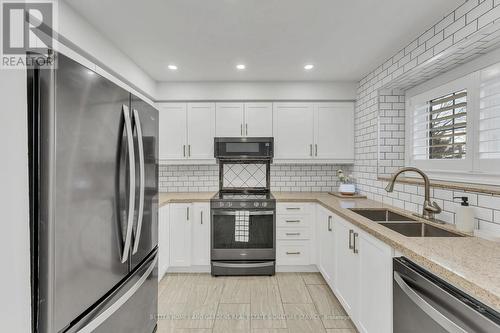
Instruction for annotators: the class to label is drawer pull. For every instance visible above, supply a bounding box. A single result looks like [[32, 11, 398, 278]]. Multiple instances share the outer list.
[[286, 207, 301, 210], [285, 220, 301, 223], [286, 251, 301, 255], [285, 232, 301, 236]]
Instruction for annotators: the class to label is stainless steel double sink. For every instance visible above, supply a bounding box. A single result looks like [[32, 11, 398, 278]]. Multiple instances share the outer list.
[[349, 208, 464, 237]]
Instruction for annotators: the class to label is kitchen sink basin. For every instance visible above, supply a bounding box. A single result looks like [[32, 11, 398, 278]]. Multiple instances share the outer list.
[[379, 222, 464, 237], [349, 208, 464, 237], [349, 208, 417, 222]]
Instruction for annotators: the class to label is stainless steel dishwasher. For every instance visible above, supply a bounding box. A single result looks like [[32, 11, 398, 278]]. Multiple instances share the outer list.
[[393, 257, 500, 333]]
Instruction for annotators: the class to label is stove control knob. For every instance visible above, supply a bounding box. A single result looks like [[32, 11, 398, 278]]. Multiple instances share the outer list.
[[240, 202, 247, 208], [219, 202, 224, 208], [262, 202, 268, 208], [254, 202, 259, 207]]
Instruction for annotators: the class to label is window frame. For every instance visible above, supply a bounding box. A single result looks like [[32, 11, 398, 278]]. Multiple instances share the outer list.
[[406, 73, 476, 177]]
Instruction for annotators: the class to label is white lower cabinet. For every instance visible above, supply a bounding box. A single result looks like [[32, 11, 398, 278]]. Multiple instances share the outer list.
[[357, 229, 393, 333], [317, 205, 335, 288], [334, 217, 360, 316], [167, 202, 211, 270], [158, 205, 170, 279], [169, 203, 192, 267], [276, 203, 315, 270], [334, 216, 393, 333], [191, 203, 211, 266]]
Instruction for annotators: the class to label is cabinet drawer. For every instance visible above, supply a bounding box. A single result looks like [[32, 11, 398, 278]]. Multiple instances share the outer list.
[[277, 227, 310, 240], [277, 215, 310, 227], [276, 203, 311, 215], [276, 241, 310, 265]]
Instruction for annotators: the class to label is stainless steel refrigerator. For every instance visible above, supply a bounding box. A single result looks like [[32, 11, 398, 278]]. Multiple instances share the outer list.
[[28, 52, 159, 333]]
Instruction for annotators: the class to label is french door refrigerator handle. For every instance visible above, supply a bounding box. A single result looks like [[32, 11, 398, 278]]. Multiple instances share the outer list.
[[121, 105, 136, 263], [132, 109, 145, 255], [75, 252, 158, 333], [394, 272, 467, 333]]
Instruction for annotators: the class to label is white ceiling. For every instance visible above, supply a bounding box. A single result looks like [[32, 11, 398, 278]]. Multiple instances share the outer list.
[[64, 0, 463, 82]]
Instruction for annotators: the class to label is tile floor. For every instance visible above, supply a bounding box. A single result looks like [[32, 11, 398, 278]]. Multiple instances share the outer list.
[[157, 272, 357, 333]]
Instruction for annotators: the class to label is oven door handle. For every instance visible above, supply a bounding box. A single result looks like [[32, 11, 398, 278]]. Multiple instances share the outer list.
[[212, 211, 274, 216], [212, 261, 274, 268]]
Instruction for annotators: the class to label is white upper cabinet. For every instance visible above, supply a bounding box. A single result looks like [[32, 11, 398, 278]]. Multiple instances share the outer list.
[[315, 102, 354, 161], [273, 102, 315, 159], [159, 103, 187, 160], [273, 102, 354, 162], [158, 102, 215, 162], [216, 102, 272, 137], [244, 103, 273, 137], [187, 103, 215, 159], [216, 102, 244, 137], [160, 101, 354, 163]]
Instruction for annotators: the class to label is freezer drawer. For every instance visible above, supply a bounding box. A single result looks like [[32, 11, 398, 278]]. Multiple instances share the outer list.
[[66, 249, 158, 333]]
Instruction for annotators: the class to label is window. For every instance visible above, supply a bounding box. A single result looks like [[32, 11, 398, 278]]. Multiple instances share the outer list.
[[407, 62, 500, 184], [428, 90, 467, 160]]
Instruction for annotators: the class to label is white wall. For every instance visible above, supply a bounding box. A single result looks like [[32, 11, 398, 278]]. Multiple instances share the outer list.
[[0, 71, 31, 332], [57, 1, 156, 99], [155, 81, 357, 101]]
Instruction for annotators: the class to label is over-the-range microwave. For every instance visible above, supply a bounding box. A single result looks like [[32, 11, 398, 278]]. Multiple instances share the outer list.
[[214, 137, 274, 160]]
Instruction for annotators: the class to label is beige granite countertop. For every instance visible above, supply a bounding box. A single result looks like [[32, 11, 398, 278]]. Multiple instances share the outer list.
[[159, 192, 216, 206], [159, 191, 500, 311]]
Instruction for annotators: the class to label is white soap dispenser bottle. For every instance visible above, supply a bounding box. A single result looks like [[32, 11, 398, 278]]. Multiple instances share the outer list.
[[453, 196, 475, 233]]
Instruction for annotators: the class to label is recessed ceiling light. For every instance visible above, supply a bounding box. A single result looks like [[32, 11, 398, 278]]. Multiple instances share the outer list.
[[236, 64, 246, 70], [168, 64, 178, 70], [304, 64, 314, 70]]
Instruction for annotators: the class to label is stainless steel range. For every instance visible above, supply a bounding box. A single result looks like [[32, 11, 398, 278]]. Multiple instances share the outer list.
[[211, 137, 275, 276]]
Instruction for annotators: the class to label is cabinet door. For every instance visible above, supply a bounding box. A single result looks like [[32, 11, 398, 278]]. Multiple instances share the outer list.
[[187, 103, 215, 159], [169, 204, 191, 267], [317, 207, 330, 281], [273, 103, 314, 159], [158, 103, 187, 159], [191, 203, 211, 266], [334, 218, 359, 318], [315, 102, 354, 160], [216, 102, 244, 137], [358, 232, 393, 333], [158, 205, 170, 279], [244, 102, 273, 137]]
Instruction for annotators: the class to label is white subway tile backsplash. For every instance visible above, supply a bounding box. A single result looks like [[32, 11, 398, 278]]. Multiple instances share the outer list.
[[159, 163, 353, 192], [477, 194, 500, 209]]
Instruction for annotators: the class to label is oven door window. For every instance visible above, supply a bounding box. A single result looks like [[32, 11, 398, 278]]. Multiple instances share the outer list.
[[212, 212, 274, 249]]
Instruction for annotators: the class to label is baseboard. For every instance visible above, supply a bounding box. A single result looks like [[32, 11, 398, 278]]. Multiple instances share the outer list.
[[167, 265, 211, 273], [162, 265, 318, 274], [276, 264, 318, 272]]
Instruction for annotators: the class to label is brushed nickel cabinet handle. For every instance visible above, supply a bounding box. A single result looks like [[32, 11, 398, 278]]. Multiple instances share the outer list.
[[188, 144, 191, 157], [310, 144, 313, 156], [286, 207, 300, 210], [353, 232, 359, 254], [285, 220, 301, 223], [240, 124, 243, 136], [286, 251, 301, 255], [200, 210, 203, 224], [328, 216, 332, 231], [315, 144, 318, 156], [245, 123, 248, 136], [348, 229, 354, 249], [183, 144, 186, 157], [286, 232, 301, 236], [186, 207, 189, 221]]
